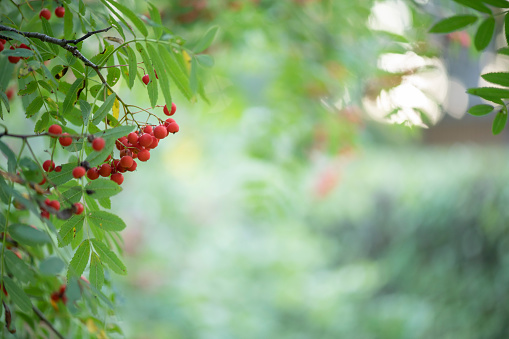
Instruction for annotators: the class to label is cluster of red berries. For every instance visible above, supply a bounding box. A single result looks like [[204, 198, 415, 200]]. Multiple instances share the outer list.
[[0, 41, 31, 64], [40, 196, 83, 220], [39, 7, 65, 21]]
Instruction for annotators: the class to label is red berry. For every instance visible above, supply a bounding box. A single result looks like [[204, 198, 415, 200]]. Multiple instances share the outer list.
[[143, 125, 153, 134], [41, 209, 50, 219], [170, 102, 177, 115], [104, 155, 112, 162], [87, 167, 100, 180], [92, 137, 105, 151], [55, 166, 62, 172], [8, 47, 20, 64], [74, 202, 84, 215], [98, 163, 112, 177], [148, 136, 158, 149], [138, 149, 150, 162], [167, 122, 179, 134], [39, 177, 46, 185], [154, 125, 168, 139], [111, 173, 124, 185], [42, 160, 55, 172], [139, 133, 153, 147], [48, 124, 62, 136], [0, 42, 4, 53], [127, 160, 137, 172], [6, 88, 14, 101], [39, 8, 51, 20], [154, 70, 158, 79], [142, 74, 150, 85], [72, 166, 86, 179], [0, 39, 5, 44], [47, 200, 60, 211], [164, 118, 176, 127], [59, 133, 72, 146], [128, 132, 139, 144], [120, 156, 133, 168], [55, 6, 65, 18]]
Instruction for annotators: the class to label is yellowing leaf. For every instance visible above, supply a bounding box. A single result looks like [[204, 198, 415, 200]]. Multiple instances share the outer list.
[[183, 50, 192, 73], [106, 89, 120, 119]]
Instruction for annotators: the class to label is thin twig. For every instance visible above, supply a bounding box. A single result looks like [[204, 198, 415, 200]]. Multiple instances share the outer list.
[[33, 306, 66, 339]]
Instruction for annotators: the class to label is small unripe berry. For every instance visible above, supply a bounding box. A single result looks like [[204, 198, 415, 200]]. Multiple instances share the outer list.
[[72, 166, 86, 179], [98, 163, 112, 177], [55, 6, 65, 18], [48, 124, 62, 136], [138, 149, 150, 162], [74, 202, 84, 215], [43, 160, 55, 172], [92, 137, 105, 151], [154, 125, 168, 139], [142, 74, 150, 85], [111, 173, 124, 185], [139, 133, 153, 147], [59, 133, 73, 146], [39, 8, 51, 20], [128, 132, 139, 144], [87, 167, 100, 180], [167, 122, 180, 134], [120, 156, 133, 168]]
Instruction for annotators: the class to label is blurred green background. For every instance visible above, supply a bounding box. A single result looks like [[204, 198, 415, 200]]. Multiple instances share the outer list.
[[6, 0, 505, 337]]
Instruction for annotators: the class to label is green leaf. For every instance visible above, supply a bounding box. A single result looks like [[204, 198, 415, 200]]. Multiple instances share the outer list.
[[41, 18, 60, 55], [0, 31, 29, 45], [89, 252, 104, 291], [192, 26, 219, 53], [2, 48, 34, 58], [47, 163, 75, 185], [468, 104, 494, 116], [125, 46, 137, 89], [91, 239, 127, 275], [39, 256, 65, 276], [104, 0, 148, 37], [429, 15, 478, 33], [87, 211, 126, 232], [92, 93, 116, 125], [505, 13, 509, 45], [58, 214, 85, 247], [3, 276, 32, 313], [453, 0, 491, 14], [18, 81, 38, 96], [466, 87, 509, 103], [107, 67, 121, 87], [482, 0, 509, 8], [62, 185, 83, 204], [0, 140, 17, 173], [196, 54, 214, 68], [64, 4, 74, 40], [25, 96, 44, 118], [481, 72, 509, 87], [493, 109, 507, 134], [148, 2, 163, 38], [4, 251, 34, 283], [34, 112, 50, 133], [0, 90, 10, 113], [475, 17, 495, 51], [159, 45, 193, 100], [9, 224, 51, 246], [68, 240, 91, 279], [62, 78, 84, 116], [80, 99, 91, 126], [190, 57, 198, 94], [85, 179, 122, 199], [136, 43, 158, 107], [497, 47, 509, 56], [148, 43, 173, 106], [98, 197, 111, 209]]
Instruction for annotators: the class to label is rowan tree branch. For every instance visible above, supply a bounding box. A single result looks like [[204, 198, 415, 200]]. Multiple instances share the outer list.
[[33, 306, 66, 339], [0, 25, 112, 69]]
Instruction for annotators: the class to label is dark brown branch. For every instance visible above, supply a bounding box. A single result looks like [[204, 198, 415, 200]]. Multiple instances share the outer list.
[[0, 25, 112, 69], [33, 306, 66, 339]]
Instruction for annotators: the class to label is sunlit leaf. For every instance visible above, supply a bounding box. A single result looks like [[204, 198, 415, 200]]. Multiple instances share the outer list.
[[68, 240, 91, 279], [468, 104, 494, 116], [429, 15, 478, 33], [493, 109, 507, 135], [475, 17, 495, 51]]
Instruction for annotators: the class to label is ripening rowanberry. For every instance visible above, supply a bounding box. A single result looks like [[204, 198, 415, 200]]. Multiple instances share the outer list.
[[138, 133, 153, 148], [41, 209, 50, 219], [48, 124, 62, 136], [148, 136, 158, 149], [164, 118, 175, 127], [138, 149, 150, 162], [128, 160, 137, 172], [120, 156, 133, 168], [59, 133, 73, 146], [111, 173, 124, 185], [87, 167, 100, 180], [163, 102, 177, 116], [72, 166, 86, 179], [167, 122, 180, 134], [98, 163, 112, 177], [0, 42, 4, 53], [8, 46, 20, 64], [43, 160, 55, 172], [39, 177, 46, 185], [154, 125, 168, 139], [40, 8, 51, 20], [92, 137, 105, 151], [143, 125, 153, 134], [74, 202, 84, 215], [142, 74, 150, 85], [128, 132, 139, 144], [55, 166, 62, 172], [47, 200, 60, 211], [55, 6, 65, 18]]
